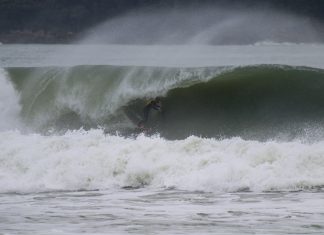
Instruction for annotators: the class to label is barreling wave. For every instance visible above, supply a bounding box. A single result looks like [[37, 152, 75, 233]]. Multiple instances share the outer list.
[[3, 64, 324, 194], [5, 64, 324, 140]]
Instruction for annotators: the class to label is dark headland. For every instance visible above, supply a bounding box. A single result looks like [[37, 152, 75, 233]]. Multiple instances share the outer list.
[[0, 0, 324, 44]]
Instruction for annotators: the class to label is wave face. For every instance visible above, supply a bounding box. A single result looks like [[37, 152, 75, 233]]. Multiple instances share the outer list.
[[6, 64, 324, 140], [1, 130, 324, 194], [159, 66, 324, 140]]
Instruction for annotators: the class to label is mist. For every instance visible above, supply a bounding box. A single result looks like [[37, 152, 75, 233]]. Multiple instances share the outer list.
[[79, 6, 322, 45]]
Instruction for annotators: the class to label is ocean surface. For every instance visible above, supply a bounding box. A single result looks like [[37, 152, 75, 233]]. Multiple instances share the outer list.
[[1, 43, 324, 234]]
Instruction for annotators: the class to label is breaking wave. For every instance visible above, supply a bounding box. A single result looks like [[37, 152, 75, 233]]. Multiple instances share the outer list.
[[5, 64, 324, 140], [1, 64, 324, 194]]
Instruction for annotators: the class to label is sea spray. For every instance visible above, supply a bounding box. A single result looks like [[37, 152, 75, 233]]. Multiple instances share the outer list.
[[0, 68, 21, 131], [80, 6, 322, 45]]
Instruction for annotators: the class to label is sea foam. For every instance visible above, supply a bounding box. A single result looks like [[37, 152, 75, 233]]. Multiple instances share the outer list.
[[1, 129, 324, 193]]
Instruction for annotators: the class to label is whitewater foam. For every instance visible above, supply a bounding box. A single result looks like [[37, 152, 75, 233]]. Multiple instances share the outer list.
[[1, 129, 324, 194], [0, 68, 21, 131]]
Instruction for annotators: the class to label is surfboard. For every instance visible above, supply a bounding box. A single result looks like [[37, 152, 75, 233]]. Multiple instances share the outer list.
[[124, 108, 142, 127]]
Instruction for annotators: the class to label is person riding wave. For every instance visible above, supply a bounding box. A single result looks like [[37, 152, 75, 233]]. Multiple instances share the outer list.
[[138, 97, 162, 128]]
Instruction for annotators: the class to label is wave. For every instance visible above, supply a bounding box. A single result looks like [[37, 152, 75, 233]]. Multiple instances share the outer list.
[[3, 64, 324, 194], [5, 64, 324, 140], [252, 41, 323, 46], [1, 129, 324, 194]]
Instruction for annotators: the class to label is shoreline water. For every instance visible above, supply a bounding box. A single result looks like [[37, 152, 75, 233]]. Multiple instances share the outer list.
[[1, 188, 323, 234]]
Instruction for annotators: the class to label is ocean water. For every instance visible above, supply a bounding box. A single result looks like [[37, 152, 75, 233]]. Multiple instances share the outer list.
[[1, 43, 324, 234]]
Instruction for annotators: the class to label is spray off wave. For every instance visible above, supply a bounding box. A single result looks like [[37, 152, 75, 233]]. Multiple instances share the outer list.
[[0, 68, 21, 131], [80, 6, 323, 45]]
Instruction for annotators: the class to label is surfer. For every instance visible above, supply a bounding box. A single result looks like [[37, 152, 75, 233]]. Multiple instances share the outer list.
[[138, 97, 162, 127]]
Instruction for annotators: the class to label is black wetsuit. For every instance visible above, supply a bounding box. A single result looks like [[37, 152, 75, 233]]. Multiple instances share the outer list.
[[142, 100, 161, 123]]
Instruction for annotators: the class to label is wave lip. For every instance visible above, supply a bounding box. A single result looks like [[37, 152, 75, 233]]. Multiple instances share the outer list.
[[252, 41, 322, 46], [1, 130, 324, 194]]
